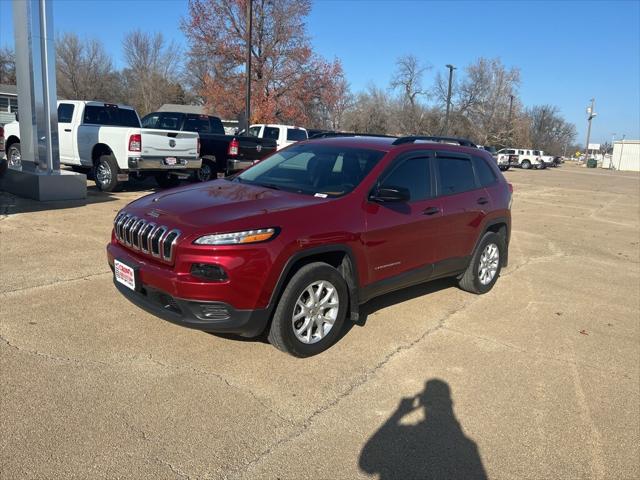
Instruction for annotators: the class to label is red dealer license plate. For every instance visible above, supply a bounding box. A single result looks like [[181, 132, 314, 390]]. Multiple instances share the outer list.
[[114, 259, 136, 291]]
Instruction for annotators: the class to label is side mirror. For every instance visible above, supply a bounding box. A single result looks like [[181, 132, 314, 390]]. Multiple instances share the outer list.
[[14, 111, 19, 122], [370, 185, 410, 203]]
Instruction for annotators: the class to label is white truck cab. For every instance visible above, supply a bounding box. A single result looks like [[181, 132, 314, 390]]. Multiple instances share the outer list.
[[496, 147, 544, 170], [246, 124, 308, 150], [3, 101, 200, 191]]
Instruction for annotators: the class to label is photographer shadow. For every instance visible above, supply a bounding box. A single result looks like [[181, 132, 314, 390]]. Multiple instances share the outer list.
[[359, 379, 487, 480]]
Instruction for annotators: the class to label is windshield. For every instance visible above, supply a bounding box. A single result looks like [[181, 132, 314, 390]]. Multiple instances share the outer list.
[[234, 144, 385, 197]]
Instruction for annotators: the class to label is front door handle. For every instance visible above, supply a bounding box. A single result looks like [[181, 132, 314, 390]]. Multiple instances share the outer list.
[[64, 128, 71, 132], [477, 197, 489, 205], [422, 206, 440, 216]]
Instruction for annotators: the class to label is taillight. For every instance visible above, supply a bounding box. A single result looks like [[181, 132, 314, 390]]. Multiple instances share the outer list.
[[197, 137, 201, 156], [228, 138, 239, 156], [128, 134, 141, 152]]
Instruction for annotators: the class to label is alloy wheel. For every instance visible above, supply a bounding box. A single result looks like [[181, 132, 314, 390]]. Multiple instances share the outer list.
[[478, 243, 500, 285], [292, 280, 339, 344]]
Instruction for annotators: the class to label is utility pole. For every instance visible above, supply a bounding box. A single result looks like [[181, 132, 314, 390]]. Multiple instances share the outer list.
[[507, 94, 514, 145], [443, 64, 456, 135], [583, 98, 596, 163], [244, 0, 253, 133], [609, 133, 616, 169]]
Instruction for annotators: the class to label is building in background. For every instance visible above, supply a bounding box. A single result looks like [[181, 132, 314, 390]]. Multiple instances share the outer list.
[[602, 140, 640, 171], [0, 84, 18, 125]]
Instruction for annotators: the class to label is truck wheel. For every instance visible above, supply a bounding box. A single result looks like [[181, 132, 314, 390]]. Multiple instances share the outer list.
[[268, 262, 348, 357], [7, 142, 21, 168], [499, 165, 509, 171], [458, 232, 505, 294], [521, 160, 531, 169], [155, 172, 181, 189], [94, 154, 120, 192], [195, 158, 216, 182]]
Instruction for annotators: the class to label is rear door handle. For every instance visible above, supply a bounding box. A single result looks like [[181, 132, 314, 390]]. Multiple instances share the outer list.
[[477, 197, 489, 205], [64, 128, 71, 132], [422, 206, 440, 216]]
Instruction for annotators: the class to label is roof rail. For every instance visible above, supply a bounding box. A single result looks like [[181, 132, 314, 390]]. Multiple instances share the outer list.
[[309, 131, 396, 139], [392, 136, 478, 148]]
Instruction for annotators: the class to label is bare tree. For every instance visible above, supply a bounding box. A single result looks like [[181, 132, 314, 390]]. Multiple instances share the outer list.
[[121, 30, 182, 115], [56, 33, 121, 101], [343, 85, 390, 134], [390, 55, 430, 134], [0, 47, 16, 84], [527, 105, 577, 155]]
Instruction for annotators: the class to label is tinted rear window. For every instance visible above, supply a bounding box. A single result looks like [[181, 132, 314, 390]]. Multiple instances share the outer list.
[[57, 103, 74, 123], [436, 157, 477, 195], [83, 105, 140, 127], [472, 156, 498, 187], [287, 128, 307, 141], [264, 127, 280, 140]]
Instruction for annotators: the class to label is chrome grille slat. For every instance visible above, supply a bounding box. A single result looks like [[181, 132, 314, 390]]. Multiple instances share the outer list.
[[113, 213, 179, 263]]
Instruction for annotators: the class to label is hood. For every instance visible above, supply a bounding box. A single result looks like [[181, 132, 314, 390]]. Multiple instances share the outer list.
[[125, 179, 326, 230]]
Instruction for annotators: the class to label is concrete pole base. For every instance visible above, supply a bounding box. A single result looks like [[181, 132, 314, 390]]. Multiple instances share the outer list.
[[0, 165, 86, 201]]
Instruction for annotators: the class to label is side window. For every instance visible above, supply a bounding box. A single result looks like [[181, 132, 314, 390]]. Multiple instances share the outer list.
[[472, 156, 498, 187], [264, 127, 280, 140], [505, 149, 515, 155], [380, 156, 431, 202], [141, 114, 159, 128], [158, 113, 183, 130], [436, 157, 477, 195], [287, 128, 307, 141], [248, 126, 261, 137], [57, 103, 74, 123]]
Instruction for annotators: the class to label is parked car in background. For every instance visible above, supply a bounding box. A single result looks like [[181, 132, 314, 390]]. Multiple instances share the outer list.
[[496, 147, 544, 170], [142, 112, 277, 182], [242, 124, 308, 150], [3, 101, 200, 191], [534, 150, 555, 168], [108, 135, 512, 357]]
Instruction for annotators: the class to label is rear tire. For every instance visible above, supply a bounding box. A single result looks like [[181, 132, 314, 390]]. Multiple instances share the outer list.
[[521, 160, 531, 169], [155, 172, 181, 189], [194, 158, 217, 182], [458, 232, 505, 294], [499, 165, 509, 171], [268, 262, 348, 357], [94, 154, 120, 192]]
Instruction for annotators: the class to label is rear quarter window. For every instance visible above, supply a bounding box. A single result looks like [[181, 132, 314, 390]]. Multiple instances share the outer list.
[[472, 155, 498, 187], [286, 128, 307, 141], [264, 127, 280, 140]]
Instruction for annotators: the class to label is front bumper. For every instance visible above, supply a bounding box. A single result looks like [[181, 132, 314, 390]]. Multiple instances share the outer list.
[[127, 156, 202, 171], [112, 276, 269, 337]]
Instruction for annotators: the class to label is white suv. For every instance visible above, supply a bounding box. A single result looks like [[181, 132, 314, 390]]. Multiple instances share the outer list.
[[496, 148, 544, 170], [246, 124, 308, 150]]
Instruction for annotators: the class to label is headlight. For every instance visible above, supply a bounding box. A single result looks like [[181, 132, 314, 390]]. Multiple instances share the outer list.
[[194, 228, 277, 246]]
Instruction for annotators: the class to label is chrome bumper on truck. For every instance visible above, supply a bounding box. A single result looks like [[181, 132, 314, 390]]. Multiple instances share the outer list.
[[228, 158, 255, 172], [127, 156, 202, 171]]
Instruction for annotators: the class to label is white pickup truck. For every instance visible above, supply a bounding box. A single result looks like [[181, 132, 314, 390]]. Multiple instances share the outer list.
[[3, 101, 200, 191], [243, 124, 308, 150]]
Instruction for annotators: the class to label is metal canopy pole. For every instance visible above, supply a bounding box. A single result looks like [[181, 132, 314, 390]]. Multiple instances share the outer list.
[[13, 0, 59, 173], [244, 0, 252, 133]]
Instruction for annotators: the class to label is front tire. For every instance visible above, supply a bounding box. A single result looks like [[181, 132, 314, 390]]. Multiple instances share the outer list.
[[94, 154, 120, 192], [521, 160, 531, 169], [458, 232, 505, 294], [268, 262, 348, 357]]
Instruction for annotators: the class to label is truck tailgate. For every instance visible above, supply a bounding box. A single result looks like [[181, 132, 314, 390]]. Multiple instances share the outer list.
[[238, 136, 278, 160], [142, 129, 198, 158]]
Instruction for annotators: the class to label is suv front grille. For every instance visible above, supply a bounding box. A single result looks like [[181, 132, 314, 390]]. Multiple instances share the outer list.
[[114, 212, 180, 263]]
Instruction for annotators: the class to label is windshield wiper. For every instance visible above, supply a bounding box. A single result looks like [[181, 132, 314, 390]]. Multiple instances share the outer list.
[[252, 182, 282, 191]]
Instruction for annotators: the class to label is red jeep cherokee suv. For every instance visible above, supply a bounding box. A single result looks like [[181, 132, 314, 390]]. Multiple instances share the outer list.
[[107, 135, 511, 357]]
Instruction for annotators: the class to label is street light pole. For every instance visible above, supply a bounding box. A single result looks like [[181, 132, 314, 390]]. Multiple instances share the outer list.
[[583, 98, 596, 163], [443, 64, 456, 135], [244, 0, 253, 133], [618, 134, 626, 170], [609, 132, 616, 169], [507, 94, 514, 145]]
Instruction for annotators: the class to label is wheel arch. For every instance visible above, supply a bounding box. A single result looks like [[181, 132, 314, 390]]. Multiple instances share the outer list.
[[473, 217, 510, 267], [267, 245, 361, 324], [91, 143, 114, 164]]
